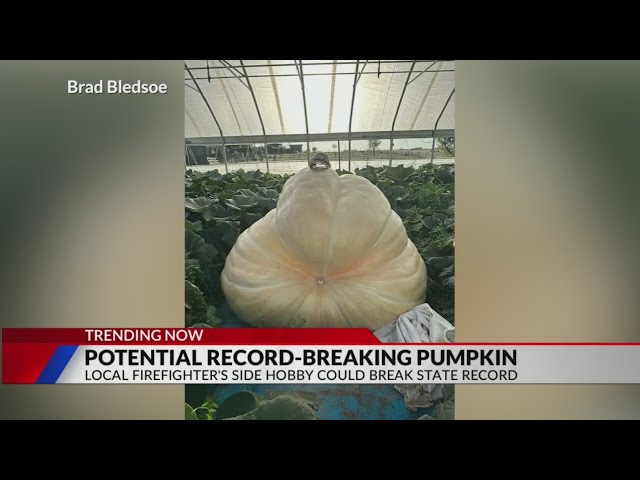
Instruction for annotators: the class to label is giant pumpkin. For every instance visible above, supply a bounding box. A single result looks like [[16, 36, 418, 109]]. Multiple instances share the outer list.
[[221, 155, 427, 330]]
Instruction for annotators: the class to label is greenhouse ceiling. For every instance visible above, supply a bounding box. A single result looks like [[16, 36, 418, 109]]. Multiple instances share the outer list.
[[185, 60, 455, 145]]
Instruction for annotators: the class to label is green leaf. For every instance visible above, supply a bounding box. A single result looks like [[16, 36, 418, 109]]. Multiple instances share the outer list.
[[355, 165, 380, 181], [185, 403, 199, 420], [417, 393, 455, 421], [255, 187, 279, 199], [226, 188, 279, 212], [189, 322, 213, 329], [202, 204, 241, 221], [216, 391, 259, 420], [242, 212, 262, 228], [224, 394, 317, 420], [417, 414, 436, 420], [404, 210, 424, 223], [426, 256, 455, 270], [226, 194, 259, 210], [197, 243, 218, 266], [185, 229, 205, 254], [245, 170, 264, 180], [435, 166, 455, 184], [216, 220, 240, 246], [422, 217, 436, 230], [440, 264, 454, 278], [395, 207, 408, 219], [433, 398, 455, 420], [185, 280, 204, 309], [383, 164, 416, 182], [254, 188, 279, 209], [186, 220, 203, 232], [205, 306, 221, 327], [387, 185, 407, 202], [405, 222, 423, 233], [185, 197, 215, 213], [185, 253, 201, 285], [420, 175, 435, 184]]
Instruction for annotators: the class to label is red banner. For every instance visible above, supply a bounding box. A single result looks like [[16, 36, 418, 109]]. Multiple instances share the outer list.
[[2, 328, 382, 345]]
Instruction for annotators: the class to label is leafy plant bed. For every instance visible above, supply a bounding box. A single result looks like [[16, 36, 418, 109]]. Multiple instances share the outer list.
[[184, 163, 454, 327]]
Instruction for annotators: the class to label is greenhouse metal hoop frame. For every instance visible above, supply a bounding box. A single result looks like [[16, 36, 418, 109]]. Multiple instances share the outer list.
[[185, 60, 455, 173]]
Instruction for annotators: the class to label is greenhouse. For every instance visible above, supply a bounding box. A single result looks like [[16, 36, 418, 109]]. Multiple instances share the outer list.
[[184, 60, 456, 420], [185, 60, 455, 173]]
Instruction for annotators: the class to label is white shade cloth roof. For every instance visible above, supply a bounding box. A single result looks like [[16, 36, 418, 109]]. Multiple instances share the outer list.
[[185, 60, 455, 141]]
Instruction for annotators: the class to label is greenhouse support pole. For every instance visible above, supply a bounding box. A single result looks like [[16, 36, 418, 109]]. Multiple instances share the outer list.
[[218, 60, 249, 89], [431, 87, 455, 164], [186, 145, 194, 166], [348, 60, 360, 172], [187, 146, 198, 166], [189, 69, 455, 81], [186, 65, 228, 173], [407, 60, 439, 86], [337, 140, 341, 170], [240, 60, 270, 173], [390, 60, 416, 166], [296, 60, 311, 163]]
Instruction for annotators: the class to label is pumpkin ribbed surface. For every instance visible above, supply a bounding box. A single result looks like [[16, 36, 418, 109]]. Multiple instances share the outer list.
[[221, 167, 427, 329]]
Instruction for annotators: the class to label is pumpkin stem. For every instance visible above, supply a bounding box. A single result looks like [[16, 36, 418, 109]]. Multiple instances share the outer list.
[[309, 152, 331, 169]]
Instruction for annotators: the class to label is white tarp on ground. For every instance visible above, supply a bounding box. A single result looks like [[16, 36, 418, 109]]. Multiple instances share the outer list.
[[374, 303, 455, 410], [185, 60, 455, 139]]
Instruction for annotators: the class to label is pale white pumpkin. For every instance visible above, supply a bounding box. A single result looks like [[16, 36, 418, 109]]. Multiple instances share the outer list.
[[220, 166, 427, 330]]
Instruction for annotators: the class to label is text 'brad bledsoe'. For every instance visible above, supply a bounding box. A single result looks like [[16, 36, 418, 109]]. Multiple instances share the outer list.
[[67, 80, 168, 95]]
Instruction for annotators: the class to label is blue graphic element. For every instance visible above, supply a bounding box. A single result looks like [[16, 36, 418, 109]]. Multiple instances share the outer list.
[[36, 345, 79, 384]]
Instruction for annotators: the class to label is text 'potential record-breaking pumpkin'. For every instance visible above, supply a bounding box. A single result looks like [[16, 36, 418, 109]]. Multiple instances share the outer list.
[[221, 154, 427, 330]]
